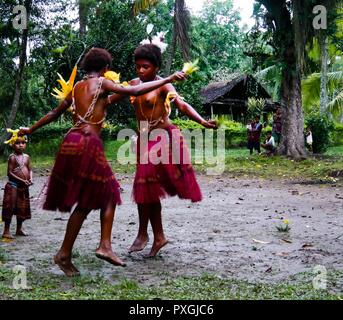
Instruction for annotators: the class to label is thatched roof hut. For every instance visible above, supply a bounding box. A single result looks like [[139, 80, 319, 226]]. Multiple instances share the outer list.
[[200, 73, 275, 121]]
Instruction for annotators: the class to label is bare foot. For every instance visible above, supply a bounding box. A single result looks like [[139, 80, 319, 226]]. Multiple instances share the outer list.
[[128, 236, 149, 253], [69, 263, 80, 275], [15, 230, 28, 237], [148, 239, 169, 258], [54, 254, 80, 277], [95, 249, 126, 267], [2, 233, 14, 240]]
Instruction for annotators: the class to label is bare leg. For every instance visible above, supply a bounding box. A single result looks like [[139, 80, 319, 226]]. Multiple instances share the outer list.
[[2, 221, 14, 239], [54, 206, 89, 277], [95, 200, 126, 267], [148, 202, 168, 257], [128, 204, 150, 253], [2, 186, 17, 239], [16, 219, 28, 236]]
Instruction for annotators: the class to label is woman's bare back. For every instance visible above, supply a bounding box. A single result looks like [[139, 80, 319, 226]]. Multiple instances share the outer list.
[[72, 78, 109, 135]]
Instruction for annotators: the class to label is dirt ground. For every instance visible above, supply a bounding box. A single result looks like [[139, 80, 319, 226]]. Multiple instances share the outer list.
[[1, 174, 342, 287]]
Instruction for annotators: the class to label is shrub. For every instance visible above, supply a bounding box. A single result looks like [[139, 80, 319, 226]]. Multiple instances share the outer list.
[[305, 112, 335, 154], [332, 123, 343, 146]]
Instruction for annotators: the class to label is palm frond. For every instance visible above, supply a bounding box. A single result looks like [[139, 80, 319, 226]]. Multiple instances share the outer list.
[[255, 65, 278, 80], [132, 0, 160, 16], [302, 70, 343, 117], [327, 70, 343, 82], [302, 72, 321, 110], [327, 89, 343, 117]]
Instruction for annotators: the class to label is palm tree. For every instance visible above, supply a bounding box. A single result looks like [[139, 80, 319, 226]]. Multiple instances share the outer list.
[[132, 0, 191, 75], [302, 69, 343, 120]]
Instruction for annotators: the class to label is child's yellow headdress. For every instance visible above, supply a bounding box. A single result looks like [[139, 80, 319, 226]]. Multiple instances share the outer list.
[[4, 129, 27, 146]]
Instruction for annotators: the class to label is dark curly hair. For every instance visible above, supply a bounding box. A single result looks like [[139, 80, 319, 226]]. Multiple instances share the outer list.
[[134, 44, 162, 69], [81, 48, 112, 72]]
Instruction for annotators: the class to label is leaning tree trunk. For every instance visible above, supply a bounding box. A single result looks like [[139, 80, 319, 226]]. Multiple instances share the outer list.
[[278, 65, 307, 159], [79, 0, 88, 37], [0, 0, 32, 154], [164, 0, 190, 76], [164, 26, 177, 76], [320, 36, 329, 115]]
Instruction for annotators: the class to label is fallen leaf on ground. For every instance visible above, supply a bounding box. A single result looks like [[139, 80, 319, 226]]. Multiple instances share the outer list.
[[1, 238, 14, 243], [253, 239, 271, 244], [281, 239, 293, 244], [302, 243, 314, 249], [276, 252, 289, 257]]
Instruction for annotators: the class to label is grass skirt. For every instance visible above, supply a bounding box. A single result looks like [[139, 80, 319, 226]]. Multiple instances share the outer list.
[[2, 182, 31, 222], [43, 129, 121, 212], [133, 125, 202, 204]]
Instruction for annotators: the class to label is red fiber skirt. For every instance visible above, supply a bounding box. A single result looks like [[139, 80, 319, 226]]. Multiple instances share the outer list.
[[133, 125, 202, 204], [2, 182, 31, 222], [43, 129, 121, 212]]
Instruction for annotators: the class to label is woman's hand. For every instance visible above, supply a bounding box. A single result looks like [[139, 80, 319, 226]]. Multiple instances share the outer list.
[[202, 120, 218, 129], [169, 71, 187, 83], [18, 127, 31, 136]]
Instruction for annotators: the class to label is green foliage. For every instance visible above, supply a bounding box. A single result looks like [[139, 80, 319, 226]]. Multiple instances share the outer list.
[[333, 123, 343, 146], [305, 112, 335, 153], [172, 118, 202, 129], [302, 69, 343, 119], [247, 98, 265, 119], [193, 0, 246, 72]]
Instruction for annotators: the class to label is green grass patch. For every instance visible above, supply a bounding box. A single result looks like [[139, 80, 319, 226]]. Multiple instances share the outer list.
[[1, 142, 342, 182], [0, 266, 341, 300]]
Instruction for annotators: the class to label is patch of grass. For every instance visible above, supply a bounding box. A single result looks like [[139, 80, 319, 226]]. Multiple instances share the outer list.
[[0, 247, 9, 264], [0, 266, 341, 300], [325, 145, 343, 156], [1, 142, 342, 182]]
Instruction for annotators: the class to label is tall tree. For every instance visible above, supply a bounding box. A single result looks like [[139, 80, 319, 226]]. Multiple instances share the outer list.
[[0, 0, 32, 153], [255, 0, 341, 158]]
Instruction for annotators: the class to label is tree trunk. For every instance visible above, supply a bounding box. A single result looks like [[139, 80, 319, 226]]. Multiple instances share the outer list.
[[0, 0, 32, 154], [320, 36, 328, 115], [258, 0, 307, 159], [278, 66, 307, 159], [79, 0, 88, 37], [164, 25, 177, 76], [164, 0, 190, 75]]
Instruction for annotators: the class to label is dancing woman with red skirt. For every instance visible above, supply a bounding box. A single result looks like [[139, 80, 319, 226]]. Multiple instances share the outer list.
[[19, 47, 186, 276], [115, 43, 217, 257]]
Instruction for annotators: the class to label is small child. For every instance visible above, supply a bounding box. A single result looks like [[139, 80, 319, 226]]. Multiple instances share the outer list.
[[2, 135, 33, 239], [261, 131, 276, 156]]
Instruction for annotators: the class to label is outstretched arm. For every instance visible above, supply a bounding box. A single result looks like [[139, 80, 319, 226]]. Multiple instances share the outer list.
[[19, 94, 72, 136], [104, 72, 187, 106], [166, 85, 217, 129]]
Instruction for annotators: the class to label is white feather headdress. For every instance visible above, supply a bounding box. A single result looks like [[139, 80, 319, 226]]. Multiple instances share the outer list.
[[140, 31, 168, 53]]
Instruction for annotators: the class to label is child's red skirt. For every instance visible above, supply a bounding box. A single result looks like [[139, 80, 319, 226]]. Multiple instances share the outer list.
[[133, 124, 202, 204], [2, 182, 31, 222], [43, 129, 121, 212]]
